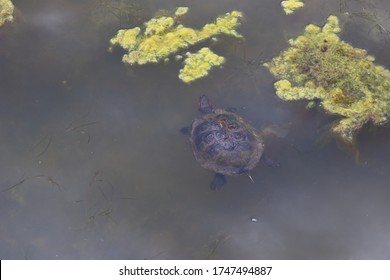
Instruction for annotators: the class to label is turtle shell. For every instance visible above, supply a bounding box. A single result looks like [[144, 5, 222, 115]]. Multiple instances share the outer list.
[[190, 108, 264, 176]]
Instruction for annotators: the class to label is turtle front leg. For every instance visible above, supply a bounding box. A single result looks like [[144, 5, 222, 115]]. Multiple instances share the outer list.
[[210, 173, 226, 190]]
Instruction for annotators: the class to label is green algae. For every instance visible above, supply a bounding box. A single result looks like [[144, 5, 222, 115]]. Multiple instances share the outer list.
[[0, 0, 14, 27], [179, 48, 225, 83], [281, 0, 304, 15], [264, 15, 390, 144], [109, 7, 243, 83], [174, 7, 188, 16]]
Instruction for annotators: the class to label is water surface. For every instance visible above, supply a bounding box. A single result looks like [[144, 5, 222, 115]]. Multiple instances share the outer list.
[[1, 0, 390, 259]]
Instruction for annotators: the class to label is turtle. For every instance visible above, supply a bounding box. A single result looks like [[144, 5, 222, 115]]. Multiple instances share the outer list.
[[182, 95, 279, 190]]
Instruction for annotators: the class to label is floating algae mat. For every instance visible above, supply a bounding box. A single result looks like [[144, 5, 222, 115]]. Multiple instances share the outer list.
[[0, 0, 14, 27], [179, 48, 225, 83], [281, 0, 305, 15], [264, 15, 390, 143], [109, 7, 243, 83]]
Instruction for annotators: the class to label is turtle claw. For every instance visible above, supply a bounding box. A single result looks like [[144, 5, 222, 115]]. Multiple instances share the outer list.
[[210, 173, 226, 190], [246, 173, 255, 183]]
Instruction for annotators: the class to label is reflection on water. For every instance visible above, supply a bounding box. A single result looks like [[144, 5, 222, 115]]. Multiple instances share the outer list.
[[1, 0, 390, 259]]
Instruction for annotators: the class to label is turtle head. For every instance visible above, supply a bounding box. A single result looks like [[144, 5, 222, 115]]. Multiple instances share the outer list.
[[198, 95, 213, 114]]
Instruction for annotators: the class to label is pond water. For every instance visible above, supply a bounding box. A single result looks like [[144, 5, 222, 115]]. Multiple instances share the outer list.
[[1, 0, 390, 259]]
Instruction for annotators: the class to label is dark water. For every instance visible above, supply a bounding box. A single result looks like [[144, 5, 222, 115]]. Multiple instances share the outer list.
[[1, 0, 390, 259]]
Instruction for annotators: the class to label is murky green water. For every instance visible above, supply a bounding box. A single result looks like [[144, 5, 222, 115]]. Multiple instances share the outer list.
[[1, 0, 390, 259]]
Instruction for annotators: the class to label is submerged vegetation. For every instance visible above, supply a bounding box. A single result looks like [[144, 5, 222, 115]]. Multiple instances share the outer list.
[[264, 15, 390, 144], [90, 0, 143, 32], [339, 0, 390, 45], [109, 7, 243, 83], [281, 0, 305, 15], [0, 0, 14, 27]]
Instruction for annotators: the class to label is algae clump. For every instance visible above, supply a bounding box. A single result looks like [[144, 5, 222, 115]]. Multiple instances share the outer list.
[[179, 48, 225, 83], [0, 0, 14, 27], [174, 7, 188, 17], [109, 7, 243, 82], [281, 0, 304, 15], [264, 15, 390, 144]]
